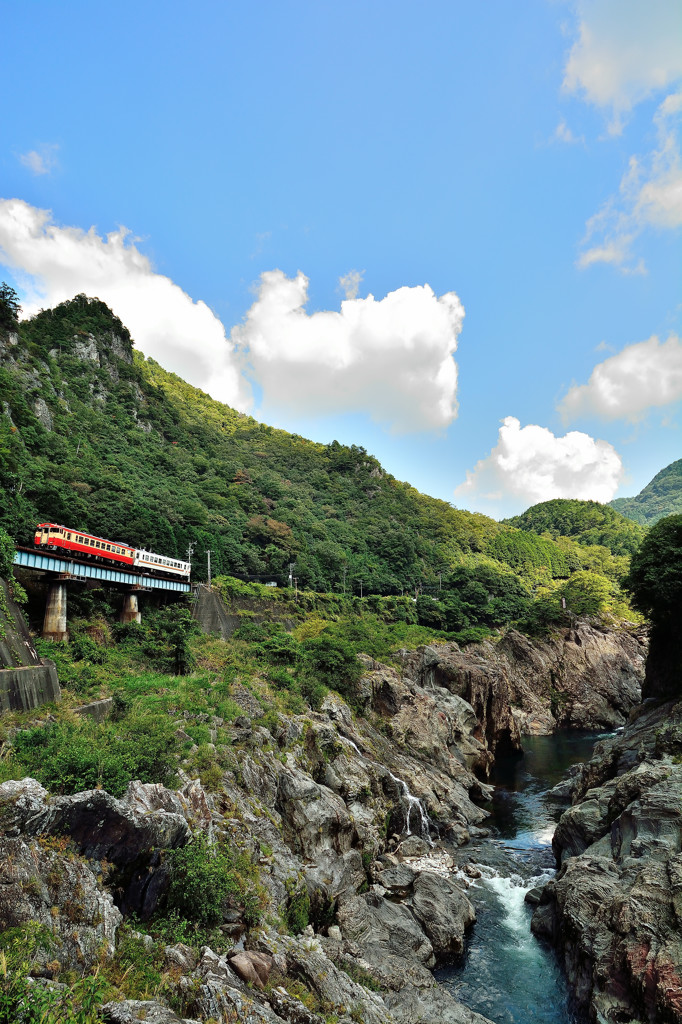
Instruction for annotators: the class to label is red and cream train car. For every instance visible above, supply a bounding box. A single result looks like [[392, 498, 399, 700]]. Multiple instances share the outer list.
[[34, 523, 135, 565], [34, 523, 191, 580]]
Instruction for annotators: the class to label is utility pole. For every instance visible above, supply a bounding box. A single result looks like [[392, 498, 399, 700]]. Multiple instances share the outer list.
[[293, 577, 298, 601], [187, 542, 195, 564], [207, 550, 212, 587], [288, 563, 294, 587]]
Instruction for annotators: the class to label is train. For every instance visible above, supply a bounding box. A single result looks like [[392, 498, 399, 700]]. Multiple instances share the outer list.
[[34, 523, 192, 580]]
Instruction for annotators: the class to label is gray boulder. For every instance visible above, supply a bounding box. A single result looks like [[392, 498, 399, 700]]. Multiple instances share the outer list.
[[410, 871, 475, 955]]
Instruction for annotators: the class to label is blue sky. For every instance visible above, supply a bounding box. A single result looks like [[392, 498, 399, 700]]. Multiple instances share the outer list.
[[1, 0, 681, 517]]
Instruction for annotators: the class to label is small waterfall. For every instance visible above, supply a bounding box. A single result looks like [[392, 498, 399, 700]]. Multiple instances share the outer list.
[[386, 769, 431, 838], [339, 735, 432, 841]]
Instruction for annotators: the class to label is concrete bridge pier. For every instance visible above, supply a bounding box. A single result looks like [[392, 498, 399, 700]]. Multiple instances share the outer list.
[[120, 590, 142, 625], [42, 580, 69, 641]]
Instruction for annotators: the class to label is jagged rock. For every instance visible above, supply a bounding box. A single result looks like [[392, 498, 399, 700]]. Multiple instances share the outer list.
[[256, 928, 391, 1023], [72, 333, 99, 362], [533, 700, 682, 1023], [164, 943, 198, 973], [410, 871, 475, 955], [101, 1002, 200, 1024], [0, 836, 121, 970], [0, 777, 49, 835], [396, 836, 429, 858], [267, 988, 325, 1023], [384, 983, 495, 1023], [337, 891, 436, 968], [187, 947, 285, 1023], [0, 777, 192, 916], [276, 764, 356, 859], [403, 643, 522, 758], [304, 847, 365, 907], [402, 622, 645, 739], [374, 862, 416, 895], [33, 396, 53, 431], [369, 666, 487, 774]]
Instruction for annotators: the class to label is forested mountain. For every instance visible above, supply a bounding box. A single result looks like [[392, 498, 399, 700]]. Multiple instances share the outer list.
[[611, 460, 682, 526], [505, 498, 645, 556], [0, 293, 640, 627]]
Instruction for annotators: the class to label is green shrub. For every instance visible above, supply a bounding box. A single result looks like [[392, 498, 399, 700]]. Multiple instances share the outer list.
[[166, 833, 264, 927], [0, 923, 107, 1023], [300, 634, 361, 699], [284, 881, 310, 934], [12, 713, 178, 797], [0, 526, 15, 582]]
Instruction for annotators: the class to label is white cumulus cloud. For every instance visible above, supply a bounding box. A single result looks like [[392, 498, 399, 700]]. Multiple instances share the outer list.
[[456, 416, 623, 510], [560, 333, 682, 421], [0, 198, 250, 411], [563, 0, 682, 130], [232, 269, 464, 432]]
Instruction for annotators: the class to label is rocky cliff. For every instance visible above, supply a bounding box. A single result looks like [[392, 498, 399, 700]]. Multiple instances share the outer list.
[[0, 608, 650, 1022], [531, 698, 682, 1023], [0, 657, 498, 1024], [403, 619, 646, 740]]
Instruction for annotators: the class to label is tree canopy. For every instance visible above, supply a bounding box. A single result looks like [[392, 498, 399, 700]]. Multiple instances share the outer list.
[[0, 283, 20, 332], [625, 514, 682, 627]]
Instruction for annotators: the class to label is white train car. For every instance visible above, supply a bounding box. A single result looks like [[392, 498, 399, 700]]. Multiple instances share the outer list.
[[133, 549, 191, 579]]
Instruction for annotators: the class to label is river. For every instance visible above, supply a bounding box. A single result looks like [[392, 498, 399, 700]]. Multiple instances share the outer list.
[[435, 732, 610, 1024]]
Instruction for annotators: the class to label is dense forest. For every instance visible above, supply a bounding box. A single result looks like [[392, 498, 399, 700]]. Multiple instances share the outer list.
[[0, 291, 652, 631], [610, 459, 682, 526]]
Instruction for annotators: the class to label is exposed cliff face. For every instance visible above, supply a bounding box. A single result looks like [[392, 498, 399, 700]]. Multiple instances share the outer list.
[[403, 620, 646, 741], [531, 699, 682, 1024]]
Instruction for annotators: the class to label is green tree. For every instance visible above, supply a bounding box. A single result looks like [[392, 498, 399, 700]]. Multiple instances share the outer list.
[[0, 282, 20, 331], [625, 514, 682, 699], [560, 570, 613, 617], [0, 525, 15, 580], [626, 514, 682, 626]]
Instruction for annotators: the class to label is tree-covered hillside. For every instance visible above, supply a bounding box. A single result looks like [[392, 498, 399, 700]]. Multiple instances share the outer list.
[[0, 294, 639, 626], [505, 498, 645, 556], [611, 460, 682, 526]]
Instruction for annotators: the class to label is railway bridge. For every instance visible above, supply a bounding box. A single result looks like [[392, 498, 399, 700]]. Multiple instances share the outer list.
[[13, 548, 191, 641]]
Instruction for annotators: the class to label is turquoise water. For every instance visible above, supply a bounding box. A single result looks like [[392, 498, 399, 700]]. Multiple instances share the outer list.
[[436, 732, 606, 1024]]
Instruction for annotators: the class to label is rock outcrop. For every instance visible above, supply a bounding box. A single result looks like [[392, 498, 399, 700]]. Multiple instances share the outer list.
[[403, 620, 645, 739], [532, 698, 682, 1023]]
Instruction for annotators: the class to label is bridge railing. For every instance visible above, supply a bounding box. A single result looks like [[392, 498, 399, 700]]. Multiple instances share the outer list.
[[13, 549, 190, 593]]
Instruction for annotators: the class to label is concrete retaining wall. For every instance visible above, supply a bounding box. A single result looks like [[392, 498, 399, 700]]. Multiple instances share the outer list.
[[1, 576, 61, 711], [192, 586, 296, 639], [0, 662, 61, 713]]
